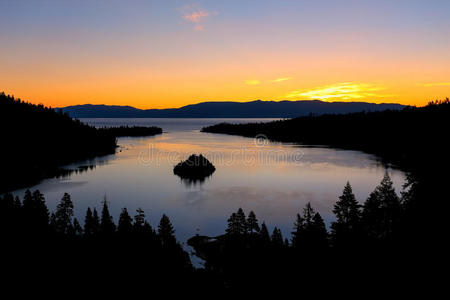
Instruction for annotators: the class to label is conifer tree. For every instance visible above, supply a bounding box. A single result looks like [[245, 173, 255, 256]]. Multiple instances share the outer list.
[[49, 213, 57, 232], [292, 203, 329, 249], [133, 208, 146, 234], [291, 213, 304, 248], [83, 207, 95, 237], [235, 208, 247, 235], [92, 208, 100, 235], [303, 202, 315, 227], [312, 212, 329, 249], [143, 220, 155, 236], [331, 182, 362, 247], [100, 197, 116, 235], [22, 190, 32, 208], [118, 207, 133, 235], [226, 212, 239, 235], [247, 211, 260, 234], [54, 193, 74, 235], [260, 222, 271, 243], [22, 189, 49, 233], [362, 172, 402, 241], [271, 227, 283, 245], [31, 190, 50, 230], [158, 214, 176, 246], [73, 218, 83, 236]]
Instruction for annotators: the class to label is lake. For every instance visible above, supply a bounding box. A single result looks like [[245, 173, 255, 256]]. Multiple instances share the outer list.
[[13, 118, 405, 245]]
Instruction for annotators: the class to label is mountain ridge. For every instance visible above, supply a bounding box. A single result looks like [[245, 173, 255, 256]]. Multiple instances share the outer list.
[[58, 100, 406, 118]]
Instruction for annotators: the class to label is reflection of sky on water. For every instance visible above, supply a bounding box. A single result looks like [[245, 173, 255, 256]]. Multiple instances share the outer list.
[[12, 118, 406, 244]]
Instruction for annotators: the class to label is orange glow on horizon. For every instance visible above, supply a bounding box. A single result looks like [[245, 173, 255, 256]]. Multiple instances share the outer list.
[[1, 2, 449, 109], [2, 45, 448, 109]]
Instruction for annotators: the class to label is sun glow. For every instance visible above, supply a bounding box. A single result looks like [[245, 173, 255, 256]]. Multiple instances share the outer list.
[[285, 82, 394, 101], [1, 1, 449, 108]]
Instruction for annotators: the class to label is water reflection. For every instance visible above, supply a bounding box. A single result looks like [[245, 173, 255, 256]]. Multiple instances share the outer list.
[[177, 175, 214, 187], [12, 118, 406, 245]]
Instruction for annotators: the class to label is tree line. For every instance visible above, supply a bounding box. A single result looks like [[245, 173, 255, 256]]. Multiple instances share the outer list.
[[191, 172, 414, 289], [1, 189, 194, 290], [0, 172, 431, 291], [202, 99, 450, 174], [201, 99, 449, 283], [0, 92, 118, 192]]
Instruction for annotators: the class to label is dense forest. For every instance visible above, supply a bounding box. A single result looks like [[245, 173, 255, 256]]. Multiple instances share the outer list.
[[0, 190, 196, 290], [202, 99, 449, 174], [0, 92, 117, 192], [0, 93, 162, 192], [187, 172, 426, 290], [2, 94, 445, 292], [202, 100, 449, 285], [1, 171, 428, 291]]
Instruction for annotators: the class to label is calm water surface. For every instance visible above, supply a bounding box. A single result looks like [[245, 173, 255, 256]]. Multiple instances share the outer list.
[[14, 118, 405, 244]]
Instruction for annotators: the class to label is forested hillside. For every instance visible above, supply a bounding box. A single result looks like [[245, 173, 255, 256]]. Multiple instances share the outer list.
[[0, 92, 117, 192]]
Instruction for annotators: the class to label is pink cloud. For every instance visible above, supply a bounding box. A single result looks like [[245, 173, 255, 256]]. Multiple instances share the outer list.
[[183, 9, 209, 23]]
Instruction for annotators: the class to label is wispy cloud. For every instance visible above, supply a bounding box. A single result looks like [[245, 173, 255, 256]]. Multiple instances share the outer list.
[[285, 82, 393, 101], [183, 9, 210, 23], [181, 4, 216, 31], [244, 77, 291, 85], [245, 80, 261, 85], [271, 77, 292, 83], [420, 82, 450, 87]]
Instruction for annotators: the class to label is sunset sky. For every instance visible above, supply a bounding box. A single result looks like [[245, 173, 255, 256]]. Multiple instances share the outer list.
[[1, 0, 449, 108]]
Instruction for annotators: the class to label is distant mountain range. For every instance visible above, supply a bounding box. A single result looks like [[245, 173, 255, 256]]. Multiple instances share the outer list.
[[58, 100, 406, 118]]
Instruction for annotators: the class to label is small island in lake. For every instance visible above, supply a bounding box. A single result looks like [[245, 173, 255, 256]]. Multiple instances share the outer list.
[[173, 154, 216, 182]]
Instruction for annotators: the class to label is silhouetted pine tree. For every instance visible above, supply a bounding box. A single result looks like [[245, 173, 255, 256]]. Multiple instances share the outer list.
[[292, 203, 328, 250], [133, 208, 146, 234], [32, 190, 49, 229], [362, 172, 402, 242], [118, 207, 133, 235], [226, 208, 248, 236], [235, 208, 247, 235], [312, 212, 328, 249], [83, 207, 96, 237], [247, 211, 260, 234], [226, 212, 239, 235], [22, 189, 49, 234], [271, 227, 283, 245], [92, 208, 100, 235], [158, 214, 176, 246], [54, 193, 74, 235], [260, 222, 271, 243], [49, 213, 56, 231], [331, 182, 362, 247], [303, 202, 315, 227], [100, 197, 116, 235], [142, 220, 155, 237], [291, 213, 304, 248], [73, 218, 83, 237]]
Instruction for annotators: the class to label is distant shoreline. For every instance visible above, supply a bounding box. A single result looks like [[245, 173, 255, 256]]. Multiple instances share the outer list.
[[59, 100, 405, 119]]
